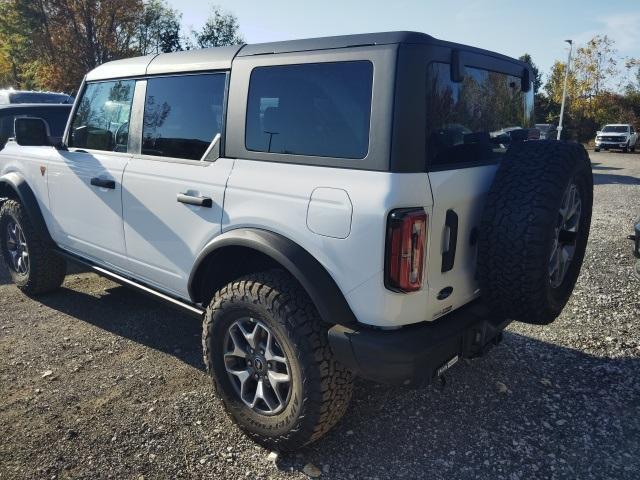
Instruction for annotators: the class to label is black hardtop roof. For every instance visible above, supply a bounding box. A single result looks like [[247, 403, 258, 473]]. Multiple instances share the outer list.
[[237, 31, 434, 56], [87, 31, 528, 81]]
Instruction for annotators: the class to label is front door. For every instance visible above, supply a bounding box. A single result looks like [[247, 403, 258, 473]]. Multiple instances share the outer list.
[[48, 79, 136, 270], [122, 73, 232, 297]]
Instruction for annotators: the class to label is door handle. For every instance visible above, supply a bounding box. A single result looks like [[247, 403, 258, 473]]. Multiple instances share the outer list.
[[90, 177, 116, 189], [177, 193, 213, 208], [441, 209, 458, 273]]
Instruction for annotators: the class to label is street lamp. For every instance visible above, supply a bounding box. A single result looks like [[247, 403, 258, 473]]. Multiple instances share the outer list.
[[557, 39, 573, 141]]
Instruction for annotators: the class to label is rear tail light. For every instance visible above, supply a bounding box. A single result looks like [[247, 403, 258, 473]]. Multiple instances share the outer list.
[[385, 208, 428, 292]]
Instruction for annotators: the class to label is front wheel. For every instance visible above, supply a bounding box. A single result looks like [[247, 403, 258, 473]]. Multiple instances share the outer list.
[[0, 200, 66, 294], [202, 269, 353, 451]]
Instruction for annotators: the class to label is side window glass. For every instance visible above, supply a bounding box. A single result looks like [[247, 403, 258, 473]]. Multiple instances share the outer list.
[[0, 114, 14, 145], [70, 80, 134, 152], [426, 62, 534, 167], [142, 73, 227, 160], [245, 61, 373, 159], [33, 108, 71, 137]]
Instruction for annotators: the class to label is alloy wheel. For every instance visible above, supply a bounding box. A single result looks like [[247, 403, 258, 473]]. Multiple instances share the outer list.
[[5, 220, 29, 275], [223, 317, 292, 415], [549, 182, 581, 288]]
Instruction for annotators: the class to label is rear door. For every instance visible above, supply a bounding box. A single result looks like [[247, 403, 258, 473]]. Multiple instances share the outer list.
[[424, 60, 534, 318], [122, 72, 233, 297]]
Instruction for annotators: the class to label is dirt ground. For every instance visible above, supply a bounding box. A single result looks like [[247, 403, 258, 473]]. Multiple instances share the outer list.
[[1, 150, 639, 480]]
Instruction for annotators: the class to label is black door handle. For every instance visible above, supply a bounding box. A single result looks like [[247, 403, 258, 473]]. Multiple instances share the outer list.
[[441, 209, 459, 273], [177, 193, 213, 208], [90, 177, 115, 189]]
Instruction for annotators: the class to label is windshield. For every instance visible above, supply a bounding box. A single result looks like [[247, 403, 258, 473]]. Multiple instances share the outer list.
[[602, 125, 628, 133], [8, 92, 73, 104]]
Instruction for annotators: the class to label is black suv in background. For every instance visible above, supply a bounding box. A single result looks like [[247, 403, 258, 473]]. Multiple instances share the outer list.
[[0, 104, 72, 149]]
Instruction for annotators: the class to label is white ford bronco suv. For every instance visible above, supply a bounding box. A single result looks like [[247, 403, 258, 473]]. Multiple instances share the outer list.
[[0, 32, 592, 450]]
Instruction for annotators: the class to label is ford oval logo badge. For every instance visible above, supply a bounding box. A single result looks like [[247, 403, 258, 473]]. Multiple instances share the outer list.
[[437, 286, 453, 300]]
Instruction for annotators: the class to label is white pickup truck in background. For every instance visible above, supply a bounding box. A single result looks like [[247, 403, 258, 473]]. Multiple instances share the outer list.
[[595, 124, 638, 153]]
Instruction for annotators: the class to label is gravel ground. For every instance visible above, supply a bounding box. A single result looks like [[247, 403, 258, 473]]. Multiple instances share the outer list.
[[1, 150, 639, 480]]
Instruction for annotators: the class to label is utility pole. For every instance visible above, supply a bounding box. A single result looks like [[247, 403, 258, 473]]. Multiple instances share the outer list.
[[557, 39, 573, 141]]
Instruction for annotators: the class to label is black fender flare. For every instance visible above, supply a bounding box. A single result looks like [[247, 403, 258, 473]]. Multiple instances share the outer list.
[[0, 172, 53, 244], [188, 228, 359, 327]]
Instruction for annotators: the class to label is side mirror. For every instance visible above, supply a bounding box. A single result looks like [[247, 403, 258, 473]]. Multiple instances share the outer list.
[[14, 117, 52, 147]]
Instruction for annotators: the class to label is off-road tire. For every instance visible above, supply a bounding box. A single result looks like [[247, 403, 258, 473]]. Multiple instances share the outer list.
[[0, 200, 66, 294], [623, 142, 629, 153], [202, 269, 353, 451], [478, 141, 593, 325]]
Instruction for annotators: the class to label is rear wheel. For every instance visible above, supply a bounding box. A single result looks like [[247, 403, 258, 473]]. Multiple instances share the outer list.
[[0, 200, 66, 294], [202, 269, 353, 451]]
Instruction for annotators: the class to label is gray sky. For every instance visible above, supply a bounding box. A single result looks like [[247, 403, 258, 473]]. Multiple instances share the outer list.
[[168, 0, 640, 83]]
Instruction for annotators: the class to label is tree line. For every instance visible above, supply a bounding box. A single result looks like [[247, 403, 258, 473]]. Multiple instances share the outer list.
[[1, 2, 638, 141], [521, 35, 640, 141], [0, 0, 242, 93]]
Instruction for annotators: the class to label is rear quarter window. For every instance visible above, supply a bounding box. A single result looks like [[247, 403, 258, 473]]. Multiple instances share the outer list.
[[245, 61, 373, 159]]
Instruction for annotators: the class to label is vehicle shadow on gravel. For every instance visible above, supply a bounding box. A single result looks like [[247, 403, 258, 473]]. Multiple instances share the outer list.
[[0, 266, 10, 285], [33, 281, 205, 371], [590, 162, 623, 171], [0, 260, 87, 286], [592, 172, 640, 185], [292, 332, 640, 479], [8, 271, 640, 479]]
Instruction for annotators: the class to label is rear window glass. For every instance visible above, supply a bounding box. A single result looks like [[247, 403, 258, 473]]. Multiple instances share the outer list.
[[426, 62, 534, 168], [0, 108, 69, 147], [8, 92, 73, 104], [142, 73, 227, 160], [245, 61, 373, 159], [30, 108, 71, 136]]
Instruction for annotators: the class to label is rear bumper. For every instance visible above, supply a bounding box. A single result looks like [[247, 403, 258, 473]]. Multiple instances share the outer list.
[[328, 301, 511, 386]]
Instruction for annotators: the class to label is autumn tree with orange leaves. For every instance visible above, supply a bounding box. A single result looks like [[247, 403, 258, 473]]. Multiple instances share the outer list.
[[0, 0, 242, 93]]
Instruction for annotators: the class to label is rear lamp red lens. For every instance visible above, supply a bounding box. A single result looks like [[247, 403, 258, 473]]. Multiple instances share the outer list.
[[385, 208, 428, 292]]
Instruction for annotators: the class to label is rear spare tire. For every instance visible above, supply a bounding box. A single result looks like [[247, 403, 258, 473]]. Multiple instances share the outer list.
[[477, 141, 593, 325]]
